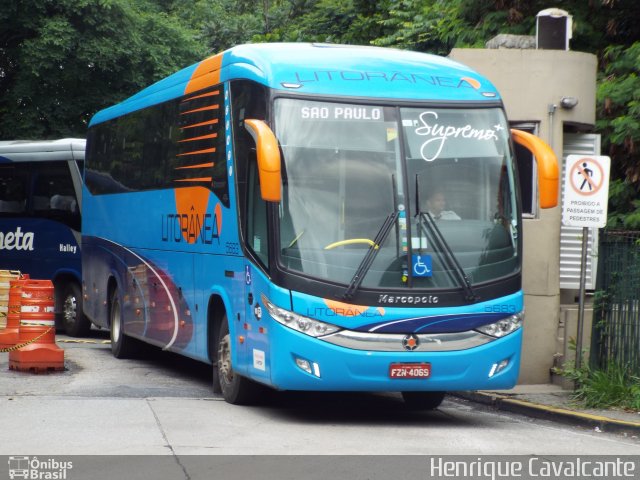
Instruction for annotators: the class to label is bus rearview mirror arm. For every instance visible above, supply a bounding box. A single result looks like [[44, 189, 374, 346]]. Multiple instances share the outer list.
[[511, 129, 559, 209], [244, 119, 282, 203]]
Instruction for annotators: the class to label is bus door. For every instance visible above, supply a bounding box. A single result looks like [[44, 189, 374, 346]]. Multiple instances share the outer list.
[[241, 152, 272, 383]]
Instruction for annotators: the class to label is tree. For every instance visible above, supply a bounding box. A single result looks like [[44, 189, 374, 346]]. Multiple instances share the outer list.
[[247, 0, 391, 46], [371, 0, 465, 54], [597, 42, 640, 228], [2, 0, 640, 218], [0, 0, 205, 139], [184, 0, 264, 53]]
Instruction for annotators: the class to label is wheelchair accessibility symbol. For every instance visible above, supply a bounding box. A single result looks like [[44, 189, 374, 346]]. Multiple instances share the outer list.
[[412, 254, 432, 277]]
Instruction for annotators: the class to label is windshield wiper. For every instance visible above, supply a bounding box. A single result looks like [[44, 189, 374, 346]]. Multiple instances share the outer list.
[[342, 210, 399, 301], [414, 175, 479, 302]]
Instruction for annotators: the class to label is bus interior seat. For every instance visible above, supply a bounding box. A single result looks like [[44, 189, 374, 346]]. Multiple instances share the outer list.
[[50, 194, 77, 213]]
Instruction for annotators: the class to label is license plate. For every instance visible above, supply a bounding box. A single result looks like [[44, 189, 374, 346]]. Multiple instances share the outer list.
[[389, 363, 431, 379]]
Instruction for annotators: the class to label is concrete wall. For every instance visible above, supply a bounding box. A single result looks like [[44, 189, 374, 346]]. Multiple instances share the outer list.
[[449, 48, 597, 384], [554, 296, 594, 388]]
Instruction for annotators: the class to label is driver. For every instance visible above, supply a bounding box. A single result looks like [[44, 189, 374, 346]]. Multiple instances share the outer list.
[[425, 190, 460, 220]]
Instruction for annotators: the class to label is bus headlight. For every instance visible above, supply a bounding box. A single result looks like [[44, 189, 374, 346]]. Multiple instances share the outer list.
[[261, 294, 341, 338], [476, 311, 524, 338]]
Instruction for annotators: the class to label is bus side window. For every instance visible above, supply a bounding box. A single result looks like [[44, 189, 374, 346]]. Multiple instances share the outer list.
[[32, 164, 80, 229], [231, 80, 269, 269], [247, 158, 268, 267], [0, 173, 27, 214]]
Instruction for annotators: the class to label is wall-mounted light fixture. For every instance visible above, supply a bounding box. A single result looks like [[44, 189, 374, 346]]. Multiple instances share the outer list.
[[559, 96, 579, 109]]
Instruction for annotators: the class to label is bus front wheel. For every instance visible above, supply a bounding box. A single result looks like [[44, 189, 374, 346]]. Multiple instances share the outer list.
[[60, 282, 91, 337], [216, 317, 263, 405], [401, 391, 446, 410]]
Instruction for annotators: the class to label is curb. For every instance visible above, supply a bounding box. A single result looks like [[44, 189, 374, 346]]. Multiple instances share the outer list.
[[453, 391, 640, 437]]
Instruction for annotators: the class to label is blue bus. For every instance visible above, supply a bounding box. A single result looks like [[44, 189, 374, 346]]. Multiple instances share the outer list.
[[0, 139, 90, 336], [83, 43, 558, 408]]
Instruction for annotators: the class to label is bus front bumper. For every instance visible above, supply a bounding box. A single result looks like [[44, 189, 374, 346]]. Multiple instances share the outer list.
[[267, 323, 522, 392]]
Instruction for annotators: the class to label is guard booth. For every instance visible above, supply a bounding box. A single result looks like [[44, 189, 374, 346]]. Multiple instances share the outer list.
[[450, 10, 599, 384]]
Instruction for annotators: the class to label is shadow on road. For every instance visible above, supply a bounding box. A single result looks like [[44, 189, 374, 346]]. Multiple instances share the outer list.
[[65, 329, 483, 426]]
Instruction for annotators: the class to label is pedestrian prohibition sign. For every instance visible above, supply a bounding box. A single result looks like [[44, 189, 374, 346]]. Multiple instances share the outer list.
[[562, 155, 611, 228]]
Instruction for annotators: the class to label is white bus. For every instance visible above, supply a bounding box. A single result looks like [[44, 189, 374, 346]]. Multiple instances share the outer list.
[[0, 138, 88, 335]]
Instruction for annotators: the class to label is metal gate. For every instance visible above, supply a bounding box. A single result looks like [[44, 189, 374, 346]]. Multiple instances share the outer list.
[[591, 230, 640, 375]]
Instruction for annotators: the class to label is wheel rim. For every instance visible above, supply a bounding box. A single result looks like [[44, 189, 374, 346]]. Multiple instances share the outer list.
[[111, 298, 121, 341], [63, 294, 77, 324], [218, 333, 233, 386]]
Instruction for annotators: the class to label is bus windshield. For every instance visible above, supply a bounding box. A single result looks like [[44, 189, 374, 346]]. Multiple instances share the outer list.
[[275, 98, 519, 291]]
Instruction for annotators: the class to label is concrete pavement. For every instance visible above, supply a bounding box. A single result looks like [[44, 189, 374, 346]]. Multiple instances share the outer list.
[[1, 332, 639, 455]]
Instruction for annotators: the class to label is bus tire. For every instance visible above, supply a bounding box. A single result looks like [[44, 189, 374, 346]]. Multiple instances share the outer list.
[[110, 288, 135, 359], [216, 317, 262, 405], [60, 282, 91, 337], [211, 367, 223, 394], [401, 391, 446, 410], [211, 325, 222, 394]]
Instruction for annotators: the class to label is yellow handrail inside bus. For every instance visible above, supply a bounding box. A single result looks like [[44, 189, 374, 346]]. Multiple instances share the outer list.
[[324, 238, 377, 250]]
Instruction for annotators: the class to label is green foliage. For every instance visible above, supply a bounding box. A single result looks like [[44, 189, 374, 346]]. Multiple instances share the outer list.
[[555, 338, 640, 411], [596, 42, 640, 226], [558, 359, 640, 411], [2, 0, 640, 180], [370, 0, 464, 55], [188, 0, 265, 52], [606, 179, 640, 228], [250, 0, 390, 46], [0, 0, 205, 138]]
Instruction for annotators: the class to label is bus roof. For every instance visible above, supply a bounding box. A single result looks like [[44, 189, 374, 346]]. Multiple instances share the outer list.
[[0, 138, 86, 162], [90, 43, 500, 127]]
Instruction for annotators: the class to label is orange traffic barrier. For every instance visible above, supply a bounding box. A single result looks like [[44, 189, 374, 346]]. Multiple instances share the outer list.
[[9, 279, 64, 373], [0, 274, 28, 349]]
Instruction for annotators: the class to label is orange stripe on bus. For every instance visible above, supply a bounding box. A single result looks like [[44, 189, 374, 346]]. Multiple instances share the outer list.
[[174, 178, 213, 183], [174, 187, 221, 243], [182, 91, 220, 102], [180, 105, 219, 116], [185, 54, 223, 95], [180, 119, 219, 130], [175, 162, 215, 170], [178, 133, 218, 143], [177, 148, 216, 157]]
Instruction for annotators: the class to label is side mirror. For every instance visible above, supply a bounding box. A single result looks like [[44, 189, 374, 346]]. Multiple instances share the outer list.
[[244, 119, 282, 202], [511, 129, 559, 209]]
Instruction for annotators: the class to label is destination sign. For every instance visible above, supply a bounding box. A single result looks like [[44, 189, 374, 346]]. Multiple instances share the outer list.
[[299, 105, 384, 122]]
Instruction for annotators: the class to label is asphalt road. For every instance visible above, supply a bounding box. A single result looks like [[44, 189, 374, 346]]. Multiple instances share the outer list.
[[1, 332, 639, 457]]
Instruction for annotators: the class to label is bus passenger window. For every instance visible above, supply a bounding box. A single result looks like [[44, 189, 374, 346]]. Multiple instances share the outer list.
[[0, 178, 26, 213], [35, 171, 77, 212], [32, 166, 80, 230]]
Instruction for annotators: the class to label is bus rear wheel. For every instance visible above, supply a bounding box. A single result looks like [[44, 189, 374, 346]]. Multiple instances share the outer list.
[[216, 317, 263, 405], [401, 391, 446, 410], [110, 288, 135, 359], [60, 282, 91, 337]]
